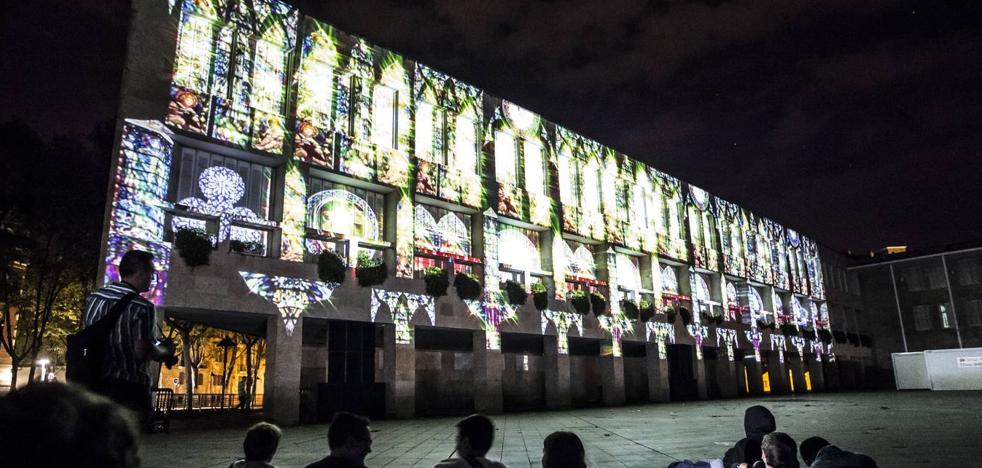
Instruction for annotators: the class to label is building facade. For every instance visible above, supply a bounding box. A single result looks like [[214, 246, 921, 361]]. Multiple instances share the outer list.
[[851, 246, 982, 386], [101, 0, 841, 424]]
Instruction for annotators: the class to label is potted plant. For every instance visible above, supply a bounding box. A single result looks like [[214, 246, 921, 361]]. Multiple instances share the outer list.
[[713, 314, 724, 325], [679, 307, 692, 325], [832, 330, 847, 343], [590, 292, 608, 317], [423, 267, 450, 297], [664, 306, 677, 324], [621, 299, 640, 320], [860, 334, 873, 348], [639, 298, 656, 322], [354, 251, 387, 287], [817, 329, 833, 345], [454, 272, 483, 301], [174, 228, 211, 268], [317, 250, 347, 285], [531, 282, 549, 311], [503, 280, 527, 306], [568, 289, 590, 315], [780, 323, 799, 336]]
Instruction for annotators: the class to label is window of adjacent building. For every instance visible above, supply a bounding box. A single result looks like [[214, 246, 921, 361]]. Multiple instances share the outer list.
[[307, 177, 386, 241], [927, 266, 946, 290], [956, 259, 982, 286], [494, 130, 518, 185], [175, 147, 272, 219], [965, 299, 982, 327], [912, 304, 932, 331]]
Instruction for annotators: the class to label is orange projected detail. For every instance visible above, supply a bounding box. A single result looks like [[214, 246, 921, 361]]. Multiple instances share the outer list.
[[762, 371, 771, 393]]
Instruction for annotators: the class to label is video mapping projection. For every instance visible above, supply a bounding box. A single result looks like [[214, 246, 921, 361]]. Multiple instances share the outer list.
[[101, 0, 833, 341]]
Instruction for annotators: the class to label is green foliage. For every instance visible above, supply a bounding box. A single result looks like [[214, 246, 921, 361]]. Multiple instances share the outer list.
[[355, 251, 387, 287], [230, 239, 264, 255], [639, 298, 655, 322], [590, 292, 608, 317], [423, 268, 450, 297], [174, 228, 212, 268], [317, 250, 347, 285], [664, 309, 677, 324], [568, 289, 590, 315], [620, 299, 639, 320], [453, 272, 483, 301], [502, 280, 527, 306], [531, 282, 549, 311]]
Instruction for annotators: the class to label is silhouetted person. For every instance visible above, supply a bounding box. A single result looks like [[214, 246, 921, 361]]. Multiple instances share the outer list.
[[760, 433, 799, 468], [798, 437, 830, 466], [542, 431, 586, 468], [306, 412, 373, 468], [435, 414, 507, 468], [0, 383, 140, 468], [230, 422, 282, 468], [723, 405, 776, 468], [810, 444, 877, 468], [83, 250, 176, 431]]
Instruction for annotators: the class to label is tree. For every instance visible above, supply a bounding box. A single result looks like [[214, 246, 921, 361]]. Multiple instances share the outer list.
[[0, 120, 109, 387]]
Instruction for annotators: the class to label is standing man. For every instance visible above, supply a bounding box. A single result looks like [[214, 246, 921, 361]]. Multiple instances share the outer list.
[[84, 250, 176, 431]]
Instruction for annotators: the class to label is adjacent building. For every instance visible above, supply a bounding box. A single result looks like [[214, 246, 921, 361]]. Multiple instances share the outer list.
[[101, 0, 843, 423]]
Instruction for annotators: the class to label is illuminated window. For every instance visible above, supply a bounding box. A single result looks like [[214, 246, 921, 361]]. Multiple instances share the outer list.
[[415, 100, 438, 163], [557, 151, 574, 205], [939, 303, 954, 329], [617, 254, 643, 291], [523, 141, 545, 195], [453, 112, 477, 174], [252, 39, 287, 113], [564, 241, 596, 279], [499, 227, 541, 272], [495, 130, 518, 185], [582, 159, 600, 212], [175, 148, 271, 219], [414, 204, 472, 256], [661, 265, 678, 293], [307, 178, 385, 241], [173, 14, 215, 91], [373, 85, 398, 150]]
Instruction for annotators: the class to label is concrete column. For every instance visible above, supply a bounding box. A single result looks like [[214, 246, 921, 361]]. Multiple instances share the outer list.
[[382, 324, 415, 418], [716, 349, 739, 399], [808, 354, 826, 392], [695, 350, 708, 400], [769, 350, 790, 395], [790, 354, 807, 393], [823, 357, 841, 391], [264, 317, 302, 425], [473, 331, 503, 414], [746, 358, 764, 395], [543, 336, 571, 409], [600, 355, 626, 406], [645, 342, 670, 402]]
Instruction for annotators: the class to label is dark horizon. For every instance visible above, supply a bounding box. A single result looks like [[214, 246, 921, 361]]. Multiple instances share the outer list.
[[3, 0, 981, 254]]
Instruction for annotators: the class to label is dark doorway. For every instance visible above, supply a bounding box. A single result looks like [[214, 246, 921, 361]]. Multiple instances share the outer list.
[[702, 347, 721, 399], [317, 321, 384, 421], [668, 344, 698, 401]]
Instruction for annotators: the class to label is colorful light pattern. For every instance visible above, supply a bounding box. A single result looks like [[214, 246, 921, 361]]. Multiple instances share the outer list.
[[173, 166, 274, 246], [541, 310, 583, 355], [370, 289, 434, 344], [687, 324, 710, 360], [770, 333, 787, 364], [716, 328, 739, 361], [103, 120, 174, 305], [646, 322, 676, 360], [239, 271, 336, 335], [745, 328, 763, 362]]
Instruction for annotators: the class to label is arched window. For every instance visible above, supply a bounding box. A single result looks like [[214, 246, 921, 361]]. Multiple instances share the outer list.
[[306, 188, 380, 240], [661, 266, 678, 293], [749, 287, 764, 313], [617, 255, 643, 291], [564, 242, 596, 279], [695, 274, 711, 302], [499, 228, 541, 272]]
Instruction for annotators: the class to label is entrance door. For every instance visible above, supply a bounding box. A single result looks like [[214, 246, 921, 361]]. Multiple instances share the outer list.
[[703, 347, 721, 399], [668, 344, 698, 401], [318, 321, 383, 420]]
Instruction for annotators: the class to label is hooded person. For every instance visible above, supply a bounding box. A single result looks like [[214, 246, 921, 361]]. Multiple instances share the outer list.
[[723, 405, 776, 468], [809, 445, 877, 468]]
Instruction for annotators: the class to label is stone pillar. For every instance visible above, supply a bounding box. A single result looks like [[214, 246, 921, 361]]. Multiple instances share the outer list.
[[543, 336, 571, 409], [769, 350, 790, 395], [823, 357, 841, 391], [790, 355, 807, 393], [695, 349, 708, 400], [264, 317, 302, 425], [600, 355, 626, 406], [808, 354, 826, 392], [645, 342, 670, 402], [746, 358, 764, 395], [382, 324, 415, 418], [473, 331, 503, 414], [716, 349, 739, 398]]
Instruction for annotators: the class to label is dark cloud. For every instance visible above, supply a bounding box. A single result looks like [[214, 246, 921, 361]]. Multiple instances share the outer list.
[[4, 0, 982, 252]]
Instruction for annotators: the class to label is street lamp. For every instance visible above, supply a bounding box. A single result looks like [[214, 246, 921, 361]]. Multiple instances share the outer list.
[[37, 358, 50, 383]]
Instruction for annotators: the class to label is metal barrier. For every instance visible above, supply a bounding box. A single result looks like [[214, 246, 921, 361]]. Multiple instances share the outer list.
[[169, 392, 264, 411], [151, 388, 174, 433]]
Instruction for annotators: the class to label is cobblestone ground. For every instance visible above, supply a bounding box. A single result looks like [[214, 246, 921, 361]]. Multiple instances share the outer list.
[[142, 390, 982, 467]]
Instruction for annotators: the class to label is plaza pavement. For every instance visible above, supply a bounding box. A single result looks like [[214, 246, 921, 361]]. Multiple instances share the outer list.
[[142, 390, 982, 467]]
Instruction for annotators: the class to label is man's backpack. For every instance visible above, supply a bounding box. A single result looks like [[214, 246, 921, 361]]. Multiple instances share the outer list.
[[66, 292, 138, 388]]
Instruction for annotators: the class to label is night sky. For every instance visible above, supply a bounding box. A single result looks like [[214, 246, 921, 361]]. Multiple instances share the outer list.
[[3, 0, 981, 253]]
